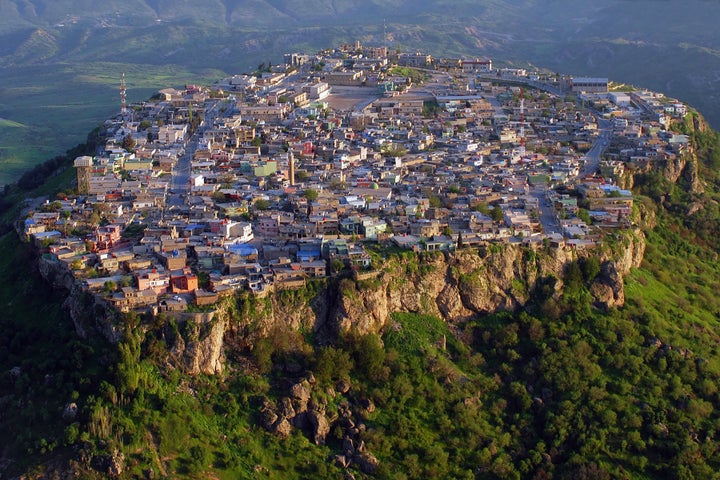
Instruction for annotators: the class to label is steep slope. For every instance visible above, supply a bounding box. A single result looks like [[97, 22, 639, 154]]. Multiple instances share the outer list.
[[3, 115, 720, 478]]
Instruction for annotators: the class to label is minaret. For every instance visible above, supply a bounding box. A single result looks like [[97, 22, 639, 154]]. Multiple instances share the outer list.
[[120, 72, 128, 117], [289, 149, 295, 186]]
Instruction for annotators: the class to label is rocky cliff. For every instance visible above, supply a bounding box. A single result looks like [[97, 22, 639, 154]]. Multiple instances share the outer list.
[[39, 254, 123, 343], [222, 231, 645, 348], [37, 230, 645, 376], [330, 231, 645, 336], [167, 312, 227, 375]]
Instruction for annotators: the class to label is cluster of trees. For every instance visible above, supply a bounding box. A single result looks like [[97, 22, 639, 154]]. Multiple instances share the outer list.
[[24, 238, 713, 479], [5, 111, 720, 478]]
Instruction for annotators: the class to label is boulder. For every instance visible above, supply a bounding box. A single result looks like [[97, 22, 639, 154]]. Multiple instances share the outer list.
[[342, 436, 356, 456], [261, 409, 279, 431], [290, 380, 311, 413], [334, 454, 351, 469], [355, 452, 379, 474], [292, 411, 310, 430], [336, 379, 351, 394], [308, 410, 330, 445], [279, 397, 295, 419], [273, 418, 293, 439], [63, 402, 78, 421], [108, 449, 125, 478]]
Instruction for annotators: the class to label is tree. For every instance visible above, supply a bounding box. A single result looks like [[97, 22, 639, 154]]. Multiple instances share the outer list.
[[580, 257, 601, 282], [330, 258, 345, 273], [329, 179, 348, 191], [578, 208, 591, 225], [475, 202, 490, 215], [254, 199, 270, 211], [122, 134, 136, 152], [303, 188, 319, 202], [103, 281, 117, 294], [380, 144, 408, 157], [212, 190, 227, 202], [314, 346, 353, 385], [41, 201, 63, 212], [353, 334, 387, 382], [490, 206, 504, 223]]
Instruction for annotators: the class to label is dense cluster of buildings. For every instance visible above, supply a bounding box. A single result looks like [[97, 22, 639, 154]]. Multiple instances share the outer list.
[[24, 41, 690, 314]]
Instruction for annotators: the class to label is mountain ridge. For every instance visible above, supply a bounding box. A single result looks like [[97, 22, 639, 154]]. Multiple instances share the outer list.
[[0, 48, 720, 477], [2, 0, 720, 185]]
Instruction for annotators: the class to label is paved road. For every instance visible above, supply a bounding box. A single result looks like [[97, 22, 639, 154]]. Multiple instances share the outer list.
[[476, 74, 563, 97], [169, 100, 221, 203], [580, 118, 613, 177], [530, 186, 560, 235]]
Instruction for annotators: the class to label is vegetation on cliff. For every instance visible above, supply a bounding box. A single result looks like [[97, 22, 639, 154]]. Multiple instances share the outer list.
[[2, 115, 720, 478]]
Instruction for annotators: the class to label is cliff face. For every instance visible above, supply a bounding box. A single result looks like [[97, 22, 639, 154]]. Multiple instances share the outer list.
[[37, 231, 645, 376], [39, 255, 123, 343], [167, 312, 227, 375], [332, 232, 645, 335], [660, 152, 703, 194]]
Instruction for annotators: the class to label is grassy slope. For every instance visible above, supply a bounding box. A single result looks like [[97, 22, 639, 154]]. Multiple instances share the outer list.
[[2, 156, 720, 478], [0, 61, 225, 185], [625, 239, 720, 371]]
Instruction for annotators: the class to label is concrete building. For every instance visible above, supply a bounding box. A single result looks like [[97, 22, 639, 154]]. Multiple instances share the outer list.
[[571, 77, 609, 94], [461, 59, 493, 73]]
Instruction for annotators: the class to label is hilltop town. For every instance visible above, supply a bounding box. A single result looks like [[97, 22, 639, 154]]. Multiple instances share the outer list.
[[23, 41, 691, 314]]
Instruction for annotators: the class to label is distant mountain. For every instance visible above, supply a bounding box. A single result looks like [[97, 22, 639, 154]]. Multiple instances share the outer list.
[[1, 1, 719, 99], [1, 0, 720, 183]]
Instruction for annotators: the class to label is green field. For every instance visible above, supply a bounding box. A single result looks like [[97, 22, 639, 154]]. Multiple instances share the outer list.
[[2, 0, 720, 186], [0, 62, 225, 185]]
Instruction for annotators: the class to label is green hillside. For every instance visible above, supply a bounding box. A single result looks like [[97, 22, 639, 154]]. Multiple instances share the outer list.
[[2, 112, 720, 478]]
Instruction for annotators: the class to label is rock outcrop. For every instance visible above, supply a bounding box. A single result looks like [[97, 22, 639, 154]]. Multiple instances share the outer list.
[[167, 312, 227, 375], [37, 229, 646, 375], [329, 233, 644, 336], [39, 255, 123, 343], [260, 373, 381, 473]]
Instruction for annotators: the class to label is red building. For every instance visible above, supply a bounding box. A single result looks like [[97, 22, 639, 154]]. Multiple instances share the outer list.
[[171, 267, 199, 293]]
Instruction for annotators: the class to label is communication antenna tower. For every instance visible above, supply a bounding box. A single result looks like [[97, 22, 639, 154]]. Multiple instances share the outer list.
[[120, 72, 128, 117]]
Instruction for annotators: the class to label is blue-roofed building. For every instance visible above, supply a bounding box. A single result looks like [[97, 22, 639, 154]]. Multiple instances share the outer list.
[[297, 239, 322, 262], [225, 243, 259, 262]]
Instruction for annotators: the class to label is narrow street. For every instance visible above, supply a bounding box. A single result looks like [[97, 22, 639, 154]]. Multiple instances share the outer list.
[[580, 118, 612, 177]]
